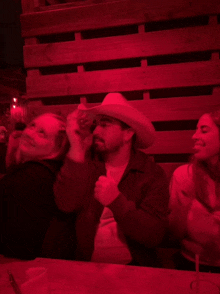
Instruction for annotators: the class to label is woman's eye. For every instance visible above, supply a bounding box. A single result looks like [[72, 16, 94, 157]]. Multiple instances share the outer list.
[[38, 129, 46, 137]]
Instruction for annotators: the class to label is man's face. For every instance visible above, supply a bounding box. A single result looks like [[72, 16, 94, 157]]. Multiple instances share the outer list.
[[92, 115, 130, 154]]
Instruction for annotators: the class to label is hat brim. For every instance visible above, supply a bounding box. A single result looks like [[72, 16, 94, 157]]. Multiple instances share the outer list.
[[81, 104, 155, 149]]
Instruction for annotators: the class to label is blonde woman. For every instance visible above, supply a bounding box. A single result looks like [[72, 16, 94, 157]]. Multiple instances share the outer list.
[[0, 113, 70, 259]]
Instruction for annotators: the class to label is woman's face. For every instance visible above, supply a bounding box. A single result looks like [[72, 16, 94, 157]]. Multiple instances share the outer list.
[[192, 114, 220, 165], [18, 115, 60, 161]]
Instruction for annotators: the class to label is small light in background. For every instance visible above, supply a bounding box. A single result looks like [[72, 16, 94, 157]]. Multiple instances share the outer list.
[[10, 97, 27, 126]]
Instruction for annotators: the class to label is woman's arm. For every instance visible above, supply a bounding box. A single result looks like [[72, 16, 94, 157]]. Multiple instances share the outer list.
[[168, 166, 193, 240]]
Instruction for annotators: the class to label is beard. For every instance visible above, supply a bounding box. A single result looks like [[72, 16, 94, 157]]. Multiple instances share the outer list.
[[93, 139, 122, 155], [93, 138, 106, 153]]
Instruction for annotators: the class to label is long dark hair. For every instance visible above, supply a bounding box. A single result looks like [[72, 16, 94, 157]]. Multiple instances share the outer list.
[[191, 109, 220, 212]]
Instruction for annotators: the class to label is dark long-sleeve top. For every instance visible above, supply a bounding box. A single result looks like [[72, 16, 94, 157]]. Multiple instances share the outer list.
[[0, 160, 64, 260], [54, 150, 170, 266]]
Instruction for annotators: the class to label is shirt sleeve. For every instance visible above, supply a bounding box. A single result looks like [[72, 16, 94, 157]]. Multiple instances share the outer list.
[[54, 156, 101, 212], [108, 163, 170, 248], [8, 162, 58, 216], [1, 162, 59, 259]]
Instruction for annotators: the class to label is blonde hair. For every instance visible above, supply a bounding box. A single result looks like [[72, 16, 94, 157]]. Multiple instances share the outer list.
[[15, 113, 69, 165], [44, 113, 70, 161]]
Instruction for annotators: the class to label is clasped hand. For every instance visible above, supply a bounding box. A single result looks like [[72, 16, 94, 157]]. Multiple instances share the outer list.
[[94, 175, 120, 206]]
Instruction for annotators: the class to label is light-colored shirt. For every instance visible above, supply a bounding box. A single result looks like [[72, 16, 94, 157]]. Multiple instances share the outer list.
[[169, 164, 220, 266], [91, 163, 132, 264]]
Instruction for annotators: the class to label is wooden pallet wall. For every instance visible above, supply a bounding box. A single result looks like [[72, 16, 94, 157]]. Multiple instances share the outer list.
[[20, 0, 220, 179]]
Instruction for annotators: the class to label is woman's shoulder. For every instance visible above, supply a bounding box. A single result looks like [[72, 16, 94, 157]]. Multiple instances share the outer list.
[[171, 164, 194, 189], [173, 164, 192, 179], [170, 164, 196, 200], [5, 160, 62, 183], [22, 160, 62, 174]]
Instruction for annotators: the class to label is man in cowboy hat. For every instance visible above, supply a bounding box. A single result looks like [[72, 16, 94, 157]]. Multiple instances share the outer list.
[[54, 93, 169, 266]]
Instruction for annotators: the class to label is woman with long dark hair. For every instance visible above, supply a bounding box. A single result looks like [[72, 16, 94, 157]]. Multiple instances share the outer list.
[[169, 109, 220, 273]]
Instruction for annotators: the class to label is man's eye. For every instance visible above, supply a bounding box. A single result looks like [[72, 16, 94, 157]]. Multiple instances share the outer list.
[[29, 123, 35, 128], [99, 121, 105, 126]]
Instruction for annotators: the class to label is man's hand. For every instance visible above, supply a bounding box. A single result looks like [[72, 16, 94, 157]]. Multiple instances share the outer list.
[[67, 109, 94, 162], [94, 175, 120, 206], [6, 130, 23, 168]]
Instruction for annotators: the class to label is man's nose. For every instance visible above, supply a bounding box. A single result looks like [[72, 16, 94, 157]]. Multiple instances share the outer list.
[[192, 130, 199, 140], [93, 125, 100, 135]]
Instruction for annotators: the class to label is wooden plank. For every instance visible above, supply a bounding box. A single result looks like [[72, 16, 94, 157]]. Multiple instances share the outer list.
[[37, 0, 118, 11], [46, 0, 60, 4], [20, 0, 220, 37], [146, 130, 194, 154], [132, 95, 220, 121], [23, 25, 220, 68], [26, 94, 220, 121], [25, 60, 220, 98], [21, 0, 120, 13]]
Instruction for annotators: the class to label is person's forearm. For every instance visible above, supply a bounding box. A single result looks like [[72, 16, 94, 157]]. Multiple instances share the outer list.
[[109, 193, 167, 247], [168, 207, 189, 240], [67, 147, 86, 163], [54, 157, 91, 212]]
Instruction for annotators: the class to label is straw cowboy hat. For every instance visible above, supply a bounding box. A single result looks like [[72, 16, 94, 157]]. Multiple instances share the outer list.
[[79, 93, 155, 149]]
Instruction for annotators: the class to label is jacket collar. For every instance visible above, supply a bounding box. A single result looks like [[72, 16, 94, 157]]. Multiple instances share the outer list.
[[93, 149, 152, 175], [125, 149, 151, 173]]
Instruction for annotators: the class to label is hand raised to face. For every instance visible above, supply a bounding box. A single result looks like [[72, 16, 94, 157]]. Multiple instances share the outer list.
[[66, 109, 95, 161]]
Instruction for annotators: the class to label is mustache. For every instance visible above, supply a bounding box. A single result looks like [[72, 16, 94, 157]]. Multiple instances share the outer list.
[[93, 135, 104, 143]]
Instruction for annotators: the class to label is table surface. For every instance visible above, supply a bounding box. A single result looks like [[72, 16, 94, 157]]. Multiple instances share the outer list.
[[0, 256, 220, 294]]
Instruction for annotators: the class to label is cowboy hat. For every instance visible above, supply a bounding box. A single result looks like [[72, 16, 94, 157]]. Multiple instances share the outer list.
[[78, 93, 155, 149]]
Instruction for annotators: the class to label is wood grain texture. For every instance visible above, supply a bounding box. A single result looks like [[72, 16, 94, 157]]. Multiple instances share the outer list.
[[1, 257, 220, 294], [20, 0, 220, 37], [25, 60, 220, 98], [26, 95, 220, 121], [133, 96, 220, 121], [145, 130, 194, 154], [23, 25, 220, 68]]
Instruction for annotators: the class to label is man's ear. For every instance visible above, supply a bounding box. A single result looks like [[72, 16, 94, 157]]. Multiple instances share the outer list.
[[124, 128, 135, 143]]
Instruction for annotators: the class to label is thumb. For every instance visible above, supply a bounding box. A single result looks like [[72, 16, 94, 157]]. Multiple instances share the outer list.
[[106, 170, 116, 183]]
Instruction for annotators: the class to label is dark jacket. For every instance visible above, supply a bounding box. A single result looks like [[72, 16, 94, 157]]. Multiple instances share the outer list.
[[54, 150, 170, 266], [0, 142, 7, 175], [0, 160, 68, 260]]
